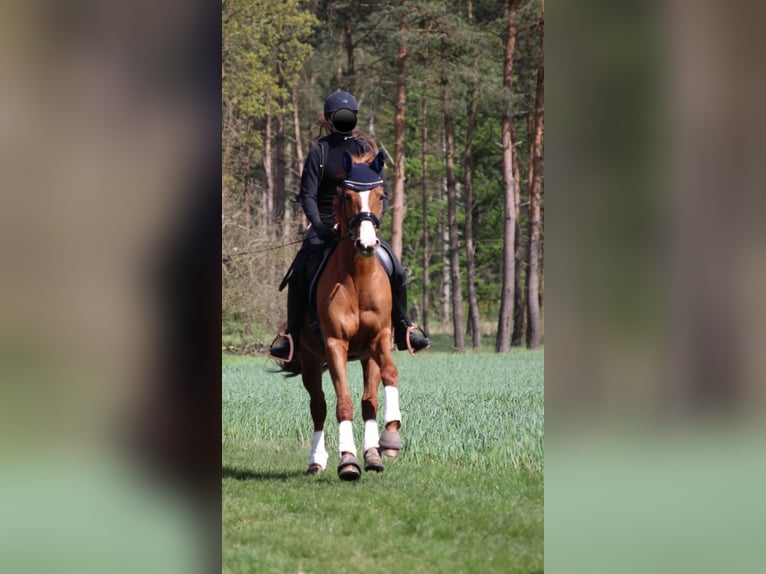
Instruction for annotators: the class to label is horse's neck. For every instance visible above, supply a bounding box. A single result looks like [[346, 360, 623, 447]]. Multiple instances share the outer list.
[[336, 240, 377, 278]]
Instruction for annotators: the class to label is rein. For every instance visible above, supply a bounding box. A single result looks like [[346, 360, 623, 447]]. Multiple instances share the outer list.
[[223, 238, 303, 259]]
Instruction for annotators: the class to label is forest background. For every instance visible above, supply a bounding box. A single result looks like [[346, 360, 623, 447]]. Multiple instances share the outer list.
[[222, 0, 544, 353]]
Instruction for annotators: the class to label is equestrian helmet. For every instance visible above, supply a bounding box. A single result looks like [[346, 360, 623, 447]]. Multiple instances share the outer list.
[[324, 91, 359, 116], [324, 91, 359, 134]]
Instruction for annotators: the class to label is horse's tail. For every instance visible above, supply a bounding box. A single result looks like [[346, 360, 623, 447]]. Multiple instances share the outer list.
[[277, 355, 303, 378], [271, 354, 328, 378]]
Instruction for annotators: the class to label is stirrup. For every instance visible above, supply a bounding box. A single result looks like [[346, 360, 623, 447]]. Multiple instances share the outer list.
[[268, 332, 294, 363], [405, 324, 430, 355]]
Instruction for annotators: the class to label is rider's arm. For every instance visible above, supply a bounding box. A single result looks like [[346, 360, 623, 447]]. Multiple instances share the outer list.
[[299, 145, 324, 230]]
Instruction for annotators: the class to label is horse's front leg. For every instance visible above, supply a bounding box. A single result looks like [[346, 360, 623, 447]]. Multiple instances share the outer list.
[[361, 358, 384, 472], [325, 337, 361, 481], [377, 337, 402, 458], [301, 356, 328, 475]]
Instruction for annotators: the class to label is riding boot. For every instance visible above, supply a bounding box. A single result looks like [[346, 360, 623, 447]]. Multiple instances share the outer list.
[[268, 277, 304, 361], [379, 239, 431, 354], [269, 248, 310, 361], [391, 279, 431, 354]]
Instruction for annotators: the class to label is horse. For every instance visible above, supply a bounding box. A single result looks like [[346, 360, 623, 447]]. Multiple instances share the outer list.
[[278, 149, 402, 481]]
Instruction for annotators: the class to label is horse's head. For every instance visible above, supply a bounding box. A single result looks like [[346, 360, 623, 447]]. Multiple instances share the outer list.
[[336, 150, 386, 258]]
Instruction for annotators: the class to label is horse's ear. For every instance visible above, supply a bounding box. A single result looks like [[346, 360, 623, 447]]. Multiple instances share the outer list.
[[371, 150, 386, 174], [342, 150, 354, 175]]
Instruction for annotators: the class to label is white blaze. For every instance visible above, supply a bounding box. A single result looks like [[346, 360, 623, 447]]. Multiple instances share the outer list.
[[357, 191, 377, 249]]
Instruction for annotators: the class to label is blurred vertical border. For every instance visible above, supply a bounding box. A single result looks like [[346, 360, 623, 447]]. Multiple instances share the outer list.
[[0, 1, 221, 572], [547, 0, 766, 572]]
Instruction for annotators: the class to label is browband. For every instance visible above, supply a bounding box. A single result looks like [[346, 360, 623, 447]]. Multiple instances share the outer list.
[[343, 178, 384, 192]]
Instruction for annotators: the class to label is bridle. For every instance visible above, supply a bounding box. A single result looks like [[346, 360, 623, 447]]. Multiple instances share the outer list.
[[334, 151, 387, 256], [338, 178, 383, 241]]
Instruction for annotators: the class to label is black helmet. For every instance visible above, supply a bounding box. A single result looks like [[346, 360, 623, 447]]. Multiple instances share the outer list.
[[324, 91, 358, 134], [324, 91, 359, 115]]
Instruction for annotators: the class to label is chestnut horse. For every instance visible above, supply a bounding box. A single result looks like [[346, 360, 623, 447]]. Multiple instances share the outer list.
[[281, 150, 402, 481]]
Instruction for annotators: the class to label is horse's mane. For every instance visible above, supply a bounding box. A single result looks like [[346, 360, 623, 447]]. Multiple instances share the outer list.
[[352, 133, 378, 155], [337, 150, 377, 181], [353, 150, 376, 165]]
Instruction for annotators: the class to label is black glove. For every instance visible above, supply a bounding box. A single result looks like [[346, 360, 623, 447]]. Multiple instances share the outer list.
[[315, 223, 337, 242]]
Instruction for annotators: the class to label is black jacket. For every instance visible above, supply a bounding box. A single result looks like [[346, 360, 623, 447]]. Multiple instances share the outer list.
[[298, 133, 388, 230]]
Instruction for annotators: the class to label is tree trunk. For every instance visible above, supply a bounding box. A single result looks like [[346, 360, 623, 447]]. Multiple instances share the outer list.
[[264, 101, 274, 229], [496, 0, 519, 353], [463, 63, 481, 349], [527, 15, 544, 350], [282, 117, 293, 238], [222, 103, 233, 217], [443, 79, 464, 352], [344, 20, 355, 93], [540, 253, 544, 340], [292, 85, 305, 174], [274, 108, 286, 227], [421, 89, 431, 335], [335, 30, 343, 88], [440, 222, 450, 326], [440, 130, 449, 326], [244, 142, 252, 239], [368, 106, 376, 138], [390, 13, 408, 260], [512, 119, 526, 346], [292, 84, 307, 233]]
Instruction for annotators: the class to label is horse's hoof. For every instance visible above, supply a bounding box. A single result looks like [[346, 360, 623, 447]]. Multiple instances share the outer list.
[[306, 463, 324, 475], [379, 430, 401, 458], [337, 453, 361, 481], [364, 448, 384, 472]]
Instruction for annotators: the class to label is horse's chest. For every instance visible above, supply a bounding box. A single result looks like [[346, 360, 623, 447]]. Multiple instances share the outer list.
[[325, 284, 379, 313], [320, 281, 387, 336]]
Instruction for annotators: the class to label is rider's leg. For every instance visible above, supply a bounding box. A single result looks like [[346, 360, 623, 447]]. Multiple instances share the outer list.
[[268, 247, 309, 361], [378, 239, 431, 354], [269, 240, 326, 361]]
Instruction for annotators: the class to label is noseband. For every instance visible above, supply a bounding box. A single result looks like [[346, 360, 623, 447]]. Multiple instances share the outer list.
[[348, 209, 380, 231], [339, 177, 383, 237]]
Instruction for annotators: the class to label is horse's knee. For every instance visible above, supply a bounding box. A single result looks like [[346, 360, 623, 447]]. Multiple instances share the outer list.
[[381, 363, 398, 386], [335, 395, 354, 422]]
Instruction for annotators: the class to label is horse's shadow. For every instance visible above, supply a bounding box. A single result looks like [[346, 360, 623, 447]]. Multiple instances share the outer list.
[[222, 466, 305, 482]]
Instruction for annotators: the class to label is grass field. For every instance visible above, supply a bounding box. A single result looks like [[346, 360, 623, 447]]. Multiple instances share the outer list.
[[222, 347, 544, 574]]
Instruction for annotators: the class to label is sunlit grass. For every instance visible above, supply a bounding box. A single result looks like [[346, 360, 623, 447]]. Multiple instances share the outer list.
[[222, 350, 544, 574]]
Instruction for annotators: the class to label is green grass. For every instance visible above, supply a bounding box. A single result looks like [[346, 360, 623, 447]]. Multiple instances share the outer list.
[[223, 350, 544, 574]]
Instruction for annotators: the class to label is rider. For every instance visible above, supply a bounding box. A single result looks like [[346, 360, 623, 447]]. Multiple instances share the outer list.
[[268, 90, 430, 361]]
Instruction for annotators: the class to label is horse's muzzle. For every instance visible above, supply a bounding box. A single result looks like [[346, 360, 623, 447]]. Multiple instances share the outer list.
[[354, 237, 380, 258]]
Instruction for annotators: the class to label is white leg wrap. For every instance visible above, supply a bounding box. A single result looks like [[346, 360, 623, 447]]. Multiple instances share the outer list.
[[337, 421, 357, 456], [308, 431, 329, 469], [383, 386, 401, 425], [363, 419, 380, 452]]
